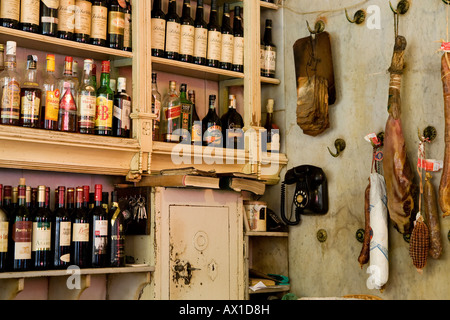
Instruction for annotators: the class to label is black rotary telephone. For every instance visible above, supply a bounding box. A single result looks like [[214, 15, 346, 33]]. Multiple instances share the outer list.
[[280, 165, 329, 226]]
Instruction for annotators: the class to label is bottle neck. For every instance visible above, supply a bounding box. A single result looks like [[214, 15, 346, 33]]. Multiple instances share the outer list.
[[100, 72, 110, 87], [195, 6, 203, 20], [209, 10, 217, 24], [168, 1, 177, 14], [17, 186, 26, 207], [264, 27, 272, 44], [24, 68, 38, 85], [5, 54, 16, 70], [154, 0, 162, 11], [64, 62, 73, 77], [182, 3, 191, 18], [265, 112, 273, 126]]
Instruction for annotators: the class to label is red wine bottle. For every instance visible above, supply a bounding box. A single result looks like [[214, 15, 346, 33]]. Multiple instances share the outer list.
[[109, 191, 125, 267], [52, 186, 72, 269], [71, 187, 90, 268], [0, 184, 10, 272], [90, 184, 108, 267], [32, 185, 52, 270]]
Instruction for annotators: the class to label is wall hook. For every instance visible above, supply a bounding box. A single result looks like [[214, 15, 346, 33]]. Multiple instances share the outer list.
[[306, 20, 325, 35], [389, 0, 410, 14], [418, 126, 437, 142], [345, 9, 366, 25], [328, 138, 346, 158]]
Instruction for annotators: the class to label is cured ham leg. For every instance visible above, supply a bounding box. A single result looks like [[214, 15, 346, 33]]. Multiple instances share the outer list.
[[440, 53, 450, 217], [383, 36, 415, 234]]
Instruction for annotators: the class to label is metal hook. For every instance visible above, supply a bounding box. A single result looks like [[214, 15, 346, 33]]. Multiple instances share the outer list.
[[389, 0, 410, 14], [328, 138, 346, 158], [306, 20, 325, 35], [418, 126, 437, 142], [345, 9, 366, 24]]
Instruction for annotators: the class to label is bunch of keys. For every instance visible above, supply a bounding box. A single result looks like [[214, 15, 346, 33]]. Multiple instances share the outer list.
[[128, 195, 147, 222]]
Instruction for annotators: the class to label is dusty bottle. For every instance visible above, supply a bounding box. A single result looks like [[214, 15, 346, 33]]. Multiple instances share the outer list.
[[20, 55, 42, 128]]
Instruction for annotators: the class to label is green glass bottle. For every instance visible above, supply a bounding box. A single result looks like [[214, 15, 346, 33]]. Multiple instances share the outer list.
[[179, 83, 193, 144], [95, 60, 114, 136]]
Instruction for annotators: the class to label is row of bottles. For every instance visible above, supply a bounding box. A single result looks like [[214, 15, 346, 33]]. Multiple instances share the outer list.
[[0, 0, 132, 51], [0, 41, 132, 137], [0, 180, 125, 272], [151, 0, 244, 72]]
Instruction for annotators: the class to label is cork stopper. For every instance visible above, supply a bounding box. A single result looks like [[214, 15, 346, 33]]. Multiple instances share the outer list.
[[266, 99, 274, 113]]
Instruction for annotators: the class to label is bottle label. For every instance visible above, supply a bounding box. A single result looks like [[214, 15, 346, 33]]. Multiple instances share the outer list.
[[1, 0, 20, 20], [20, 0, 40, 25], [58, 0, 75, 32], [121, 99, 131, 129], [44, 89, 60, 122], [153, 99, 161, 121], [192, 121, 202, 143], [181, 103, 192, 141], [91, 5, 108, 40], [221, 34, 234, 64], [1, 80, 21, 120], [0, 222, 8, 253], [233, 36, 244, 66], [13, 221, 32, 260], [32, 222, 51, 251], [180, 25, 195, 56], [72, 223, 89, 242], [60, 90, 77, 111], [94, 220, 108, 255], [78, 94, 96, 128], [207, 30, 221, 61], [205, 125, 222, 146], [21, 92, 40, 122], [124, 12, 132, 48], [96, 96, 113, 129], [263, 47, 276, 75], [59, 221, 71, 246], [75, 0, 92, 35], [165, 21, 180, 53], [267, 131, 280, 152], [108, 11, 125, 35], [194, 27, 207, 58], [42, 0, 60, 9], [151, 18, 166, 50]]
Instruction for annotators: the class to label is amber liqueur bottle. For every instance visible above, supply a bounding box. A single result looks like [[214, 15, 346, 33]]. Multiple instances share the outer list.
[[32, 185, 52, 270], [109, 191, 125, 267], [71, 186, 90, 268], [0, 41, 21, 126], [78, 59, 97, 134], [1, 0, 20, 29], [113, 77, 132, 138], [108, 0, 126, 50], [90, 184, 108, 267], [20, 0, 40, 33], [0, 184, 9, 272], [52, 186, 72, 269], [58, 56, 78, 132], [90, 0, 108, 46], [95, 60, 114, 136], [20, 55, 42, 128], [40, 0, 59, 36], [41, 54, 60, 130]]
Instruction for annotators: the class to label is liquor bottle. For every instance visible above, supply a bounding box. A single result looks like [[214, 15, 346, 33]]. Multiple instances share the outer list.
[[1, 0, 20, 29], [71, 186, 90, 267], [108, 0, 126, 50], [206, 0, 221, 68], [0, 44, 4, 72], [0, 185, 9, 272], [52, 186, 71, 268], [202, 94, 222, 147], [32, 185, 52, 270], [20, 55, 42, 128], [90, 0, 108, 46], [151, 72, 162, 141], [123, 0, 132, 52], [78, 59, 97, 134], [261, 19, 276, 78], [3, 186, 12, 213], [11, 178, 32, 271], [57, 0, 75, 40], [221, 94, 244, 150], [95, 60, 114, 136], [112, 77, 132, 138], [165, 0, 180, 60], [232, 6, 244, 73], [160, 80, 181, 143], [263, 99, 279, 153], [41, 54, 60, 130], [20, 0, 40, 33], [91, 63, 97, 89], [179, 0, 194, 63], [74, 0, 93, 43], [193, 0, 207, 65], [151, 0, 165, 57], [0, 41, 21, 126], [220, 3, 233, 70], [188, 90, 201, 146], [40, 0, 59, 36], [179, 83, 192, 143], [109, 191, 124, 267], [58, 56, 78, 132], [90, 184, 108, 267]]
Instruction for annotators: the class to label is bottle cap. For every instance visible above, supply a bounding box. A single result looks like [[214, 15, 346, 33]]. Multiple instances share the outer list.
[[101, 60, 110, 73], [169, 80, 177, 90], [19, 178, 25, 186], [6, 41, 16, 56], [229, 95, 236, 108], [265, 19, 272, 27], [65, 56, 73, 63], [27, 55, 38, 70], [266, 99, 274, 113], [83, 59, 93, 73], [117, 77, 126, 92]]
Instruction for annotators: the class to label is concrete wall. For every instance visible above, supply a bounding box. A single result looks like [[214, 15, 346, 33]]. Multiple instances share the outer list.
[[263, 0, 450, 299]]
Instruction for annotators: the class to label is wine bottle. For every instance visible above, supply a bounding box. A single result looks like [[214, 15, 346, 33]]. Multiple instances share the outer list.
[[74, 0, 93, 43], [0, 184, 9, 272], [192, 0, 207, 65], [232, 6, 244, 73], [179, 83, 192, 143], [0, 44, 4, 72], [1, 0, 20, 29], [160, 80, 181, 143], [165, 0, 180, 60], [41, 54, 60, 130], [0, 41, 21, 126], [20, 55, 42, 128], [95, 60, 114, 136], [90, 0, 108, 46], [11, 178, 32, 271], [78, 59, 97, 134], [151, 72, 162, 141], [11, 187, 18, 211], [90, 184, 108, 267], [109, 191, 124, 267], [32, 185, 52, 270], [263, 99, 279, 153], [151, 0, 165, 57], [20, 0, 40, 33], [188, 90, 201, 146], [113, 77, 132, 138], [202, 94, 222, 147], [52, 186, 71, 269], [206, 0, 221, 68], [58, 56, 78, 132], [123, 0, 132, 52], [108, 0, 126, 50], [221, 94, 244, 150], [261, 19, 276, 78], [57, 0, 75, 40], [220, 3, 233, 70], [179, 0, 194, 63], [71, 186, 90, 268], [40, 0, 59, 36]]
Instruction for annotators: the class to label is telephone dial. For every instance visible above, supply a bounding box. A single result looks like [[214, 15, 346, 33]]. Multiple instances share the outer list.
[[280, 165, 329, 226]]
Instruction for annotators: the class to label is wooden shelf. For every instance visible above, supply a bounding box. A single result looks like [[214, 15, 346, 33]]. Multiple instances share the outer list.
[[0, 26, 133, 61], [246, 231, 288, 237], [261, 77, 281, 85], [260, 1, 279, 10]]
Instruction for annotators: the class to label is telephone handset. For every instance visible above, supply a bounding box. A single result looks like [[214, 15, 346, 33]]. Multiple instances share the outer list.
[[280, 165, 329, 226]]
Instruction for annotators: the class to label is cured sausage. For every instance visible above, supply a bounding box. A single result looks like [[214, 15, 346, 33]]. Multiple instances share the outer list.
[[409, 214, 430, 274], [440, 53, 450, 217], [358, 181, 371, 268], [424, 172, 442, 259]]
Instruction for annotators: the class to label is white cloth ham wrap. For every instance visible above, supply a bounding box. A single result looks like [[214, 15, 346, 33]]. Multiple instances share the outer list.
[[366, 173, 389, 290]]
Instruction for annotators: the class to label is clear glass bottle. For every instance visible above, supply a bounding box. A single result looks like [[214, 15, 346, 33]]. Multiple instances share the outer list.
[[160, 80, 181, 143], [58, 56, 78, 132], [221, 94, 244, 150], [78, 59, 97, 134], [0, 41, 21, 126], [20, 55, 42, 128], [41, 54, 60, 130], [202, 94, 222, 147], [220, 3, 233, 70], [151, 72, 162, 141]]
